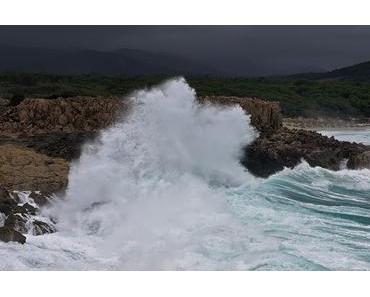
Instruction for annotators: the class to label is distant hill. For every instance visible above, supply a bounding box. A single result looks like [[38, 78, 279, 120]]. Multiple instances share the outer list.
[[0, 45, 217, 76], [290, 60, 370, 81]]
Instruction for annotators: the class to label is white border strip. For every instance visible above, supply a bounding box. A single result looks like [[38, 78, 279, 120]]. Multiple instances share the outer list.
[[0, 271, 369, 297], [1, 0, 370, 25]]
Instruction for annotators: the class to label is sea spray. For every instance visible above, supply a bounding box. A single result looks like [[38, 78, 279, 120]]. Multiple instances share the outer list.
[[48, 77, 260, 269]]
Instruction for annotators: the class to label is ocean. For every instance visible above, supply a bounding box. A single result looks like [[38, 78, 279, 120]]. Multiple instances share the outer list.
[[1, 78, 370, 270]]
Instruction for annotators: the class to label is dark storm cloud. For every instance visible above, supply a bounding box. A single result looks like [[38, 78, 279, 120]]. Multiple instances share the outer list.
[[1, 25, 370, 75]]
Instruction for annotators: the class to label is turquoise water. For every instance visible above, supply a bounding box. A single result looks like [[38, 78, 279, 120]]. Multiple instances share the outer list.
[[229, 162, 370, 270]]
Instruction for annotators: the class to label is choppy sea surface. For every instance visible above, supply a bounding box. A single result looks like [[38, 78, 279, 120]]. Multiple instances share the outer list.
[[1, 79, 370, 270]]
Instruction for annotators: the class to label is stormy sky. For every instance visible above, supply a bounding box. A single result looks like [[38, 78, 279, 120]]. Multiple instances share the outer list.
[[1, 26, 370, 76]]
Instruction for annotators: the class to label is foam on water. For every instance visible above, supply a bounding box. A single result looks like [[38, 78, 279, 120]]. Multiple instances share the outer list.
[[1, 78, 370, 270]]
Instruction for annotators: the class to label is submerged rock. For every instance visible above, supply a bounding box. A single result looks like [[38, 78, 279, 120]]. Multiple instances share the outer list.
[[0, 226, 26, 244]]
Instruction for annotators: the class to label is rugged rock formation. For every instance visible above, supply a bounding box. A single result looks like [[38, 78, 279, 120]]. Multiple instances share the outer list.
[[0, 95, 283, 162], [0, 95, 280, 136], [29, 191, 54, 207], [0, 96, 129, 162], [0, 144, 69, 192], [0, 95, 368, 193], [348, 150, 370, 169], [242, 127, 370, 177], [199, 96, 369, 176], [0, 226, 26, 244], [0, 187, 19, 216], [199, 96, 282, 133], [0, 188, 56, 243], [0, 96, 129, 136]]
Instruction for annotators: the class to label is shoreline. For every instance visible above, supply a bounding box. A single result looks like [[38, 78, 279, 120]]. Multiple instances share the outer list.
[[283, 117, 370, 131]]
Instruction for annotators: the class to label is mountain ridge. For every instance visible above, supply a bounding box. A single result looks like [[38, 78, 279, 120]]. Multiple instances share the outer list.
[[0, 45, 218, 76], [288, 60, 370, 81]]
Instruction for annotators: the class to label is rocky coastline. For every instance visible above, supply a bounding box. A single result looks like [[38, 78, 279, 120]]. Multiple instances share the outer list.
[[242, 127, 370, 177], [283, 116, 370, 131], [1, 95, 369, 243]]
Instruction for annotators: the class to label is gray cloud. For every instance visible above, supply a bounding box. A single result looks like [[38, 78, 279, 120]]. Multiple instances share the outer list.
[[1, 25, 370, 75]]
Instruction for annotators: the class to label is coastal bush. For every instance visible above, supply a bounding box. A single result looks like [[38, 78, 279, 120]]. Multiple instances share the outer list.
[[1, 72, 370, 117]]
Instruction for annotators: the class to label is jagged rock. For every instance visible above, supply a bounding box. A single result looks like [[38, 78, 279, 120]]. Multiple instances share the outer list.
[[29, 191, 53, 207], [5, 213, 29, 234], [23, 203, 38, 215], [32, 220, 56, 236], [242, 127, 369, 177], [0, 226, 26, 244], [348, 151, 370, 169], [12, 203, 37, 216], [4, 204, 55, 236], [0, 186, 18, 216], [0, 95, 368, 188], [12, 205, 30, 215], [0, 145, 69, 192]]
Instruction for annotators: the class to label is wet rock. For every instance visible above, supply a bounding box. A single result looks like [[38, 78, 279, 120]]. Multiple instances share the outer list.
[[29, 191, 53, 207], [21, 203, 38, 216], [4, 208, 56, 236], [242, 127, 369, 177], [12, 203, 37, 216], [4, 213, 29, 234], [23, 203, 38, 215], [0, 186, 18, 216], [0, 226, 26, 244], [32, 220, 56, 236], [348, 151, 370, 169]]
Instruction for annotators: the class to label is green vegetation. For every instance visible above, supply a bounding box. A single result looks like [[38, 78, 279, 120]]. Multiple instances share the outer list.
[[189, 77, 370, 117], [1, 73, 370, 118]]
